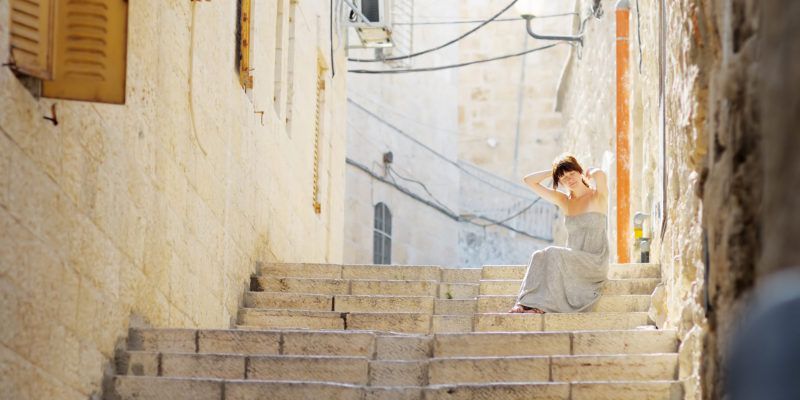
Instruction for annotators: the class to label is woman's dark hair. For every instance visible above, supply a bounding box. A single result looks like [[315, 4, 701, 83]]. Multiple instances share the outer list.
[[552, 153, 590, 190]]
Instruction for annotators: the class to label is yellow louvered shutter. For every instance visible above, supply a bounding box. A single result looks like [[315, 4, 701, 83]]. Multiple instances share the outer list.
[[9, 0, 55, 79], [42, 0, 128, 104]]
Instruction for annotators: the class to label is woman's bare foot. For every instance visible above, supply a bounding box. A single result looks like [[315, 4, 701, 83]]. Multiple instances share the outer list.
[[509, 304, 526, 313], [509, 304, 546, 314], [523, 307, 546, 314]]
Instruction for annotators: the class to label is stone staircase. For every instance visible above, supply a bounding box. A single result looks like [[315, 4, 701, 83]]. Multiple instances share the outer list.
[[110, 263, 682, 399]]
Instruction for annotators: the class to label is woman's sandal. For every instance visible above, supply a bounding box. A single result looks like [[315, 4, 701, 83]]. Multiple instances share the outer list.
[[509, 304, 546, 314]]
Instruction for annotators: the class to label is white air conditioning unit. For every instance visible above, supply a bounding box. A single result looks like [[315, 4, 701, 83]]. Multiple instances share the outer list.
[[347, 0, 394, 48]]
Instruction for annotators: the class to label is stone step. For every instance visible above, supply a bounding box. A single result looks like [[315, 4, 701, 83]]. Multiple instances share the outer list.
[[238, 309, 345, 330], [477, 295, 651, 313], [334, 295, 435, 313], [262, 263, 484, 283], [479, 278, 660, 296], [433, 299, 476, 315], [433, 330, 678, 357], [238, 308, 651, 333], [254, 276, 484, 299], [120, 351, 677, 384], [481, 263, 661, 280], [112, 376, 682, 400], [128, 328, 677, 361], [437, 283, 479, 299], [441, 268, 482, 283], [352, 279, 438, 296], [429, 353, 676, 384], [244, 292, 333, 311], [475, 312, 651, 332]]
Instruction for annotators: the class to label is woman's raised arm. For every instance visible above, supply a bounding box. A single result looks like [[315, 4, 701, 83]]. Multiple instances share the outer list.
[[523, 169, 568, 207], [585, 168, 608, 197]]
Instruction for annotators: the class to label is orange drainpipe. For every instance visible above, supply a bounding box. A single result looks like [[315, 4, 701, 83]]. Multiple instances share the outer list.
[[616, 1, 631, 263]]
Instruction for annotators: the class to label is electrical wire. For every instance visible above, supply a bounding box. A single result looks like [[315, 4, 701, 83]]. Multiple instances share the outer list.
[[393, 12, 579, 26], [349, 42, 564, 74], [348, 90, 462, 135], [348, 0, 520, 63], [348, 99, 538, 200], [346, 157, 552, 241], [387, 165, 458, 215]]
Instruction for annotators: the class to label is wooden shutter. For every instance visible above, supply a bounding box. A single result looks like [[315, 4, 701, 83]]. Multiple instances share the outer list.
[[9, 0, 55, 79], [42, 0, 128, 104]]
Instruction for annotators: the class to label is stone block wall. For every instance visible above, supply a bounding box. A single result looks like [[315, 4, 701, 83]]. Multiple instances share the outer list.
[[0, 0, 346, 398]]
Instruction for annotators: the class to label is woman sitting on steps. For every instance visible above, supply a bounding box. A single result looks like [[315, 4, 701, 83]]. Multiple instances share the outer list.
[[509, 153, 610, 314]]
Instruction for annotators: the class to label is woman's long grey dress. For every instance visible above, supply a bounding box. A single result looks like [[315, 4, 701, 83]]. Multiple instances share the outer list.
[[517, 212, 609, 313]]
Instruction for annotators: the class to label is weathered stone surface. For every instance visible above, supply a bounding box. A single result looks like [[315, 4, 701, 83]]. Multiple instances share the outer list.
[[247, 355, 369, 384], [478, 280, 520, 295], [128, 329, 196, 353], [440, 268, 481, 283], [117, 351, 159, 376], [254, 277, 349, 295], [481, 265, 526, 280], [237, 309, 344, 330], [346, 312, 431, 334], [428, 357, 549, 384], [160, 353, 245, 379], [570, 381, 683, 400], [350, 279, 438, 296], [262, 263, 343, 279], [245, 292, 333, 311], [438, 283, 479, 299], [113, 376, 223, 400], [197, 329, 280, 355], [601, 279, 661, 296], [480, 279, 660, 296], [474, 313, 543, 332], [571, 330, 678, 355], [282, 331, 375, 357], [369, 360, 428, 386], [342, 265, 440, 280], [431, 315, 473, 333], [434, 299, 476, 315], [365, 387, 423, 400], [225, 381, 363, 400], [375, 335, 432, 360], [433, 332, 570, 357], [478, 295, 651, 313], [543, 312, 651, 331], [423, 383, 569, 400], [334, 295, 435, 313], [551, 354, 678, 381]]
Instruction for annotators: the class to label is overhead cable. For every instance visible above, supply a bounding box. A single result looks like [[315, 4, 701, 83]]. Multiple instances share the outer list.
[[348, 99, 538, 200], [349, 43, 563, 74], [347, 0, 520, 63]]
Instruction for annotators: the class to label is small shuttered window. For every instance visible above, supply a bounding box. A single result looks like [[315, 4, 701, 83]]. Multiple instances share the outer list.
[[9, 0, 55, 79], [8, 0, 129, 104], [373, 203, 392, 265]]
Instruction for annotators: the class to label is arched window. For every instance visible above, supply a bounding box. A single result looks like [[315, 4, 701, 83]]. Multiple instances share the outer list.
[[373, 202, 392, 264]]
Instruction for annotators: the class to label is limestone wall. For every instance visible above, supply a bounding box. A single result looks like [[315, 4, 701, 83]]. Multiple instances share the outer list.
[[558, 0, 710, 397], [0, 1, 347, 398]]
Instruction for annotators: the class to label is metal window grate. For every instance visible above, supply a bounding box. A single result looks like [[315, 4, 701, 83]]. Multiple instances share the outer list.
[[373, 202, 392, 264]]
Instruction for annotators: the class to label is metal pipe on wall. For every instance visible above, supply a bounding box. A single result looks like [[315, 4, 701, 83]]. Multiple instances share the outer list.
[[615, 0, 632, 263]]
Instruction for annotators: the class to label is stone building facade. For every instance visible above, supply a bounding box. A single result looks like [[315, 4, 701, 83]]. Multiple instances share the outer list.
[[1, 1, 347, 398], [457, 0, 573, 181], [559, 0, 798, 398], [344, 1, 557, 267]]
